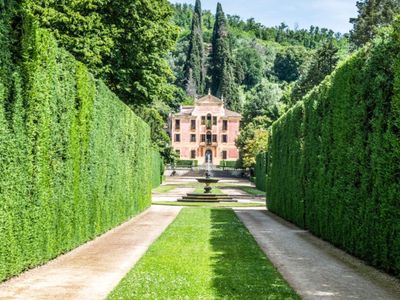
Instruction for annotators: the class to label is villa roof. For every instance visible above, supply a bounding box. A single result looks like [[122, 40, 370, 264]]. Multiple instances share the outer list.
[[172, 93, 241, 118], [196, 94, 223, 104], [224, 109, 241, 117], [174, 106, 194, 116]]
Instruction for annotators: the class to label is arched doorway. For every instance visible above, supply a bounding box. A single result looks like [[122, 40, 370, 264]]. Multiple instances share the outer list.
[[205, 149, 213, 164]]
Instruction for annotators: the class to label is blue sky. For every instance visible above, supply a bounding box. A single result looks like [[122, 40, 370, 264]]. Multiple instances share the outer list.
[[170, 0, 358, 33]]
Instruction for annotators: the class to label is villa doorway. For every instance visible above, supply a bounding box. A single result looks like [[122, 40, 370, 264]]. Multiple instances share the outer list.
[[205, 149, 213, 164]]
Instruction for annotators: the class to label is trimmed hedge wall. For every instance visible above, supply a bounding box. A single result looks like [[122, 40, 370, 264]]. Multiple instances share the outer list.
[[152, 150, 164, 188], [266, 23, 400, 277], [255, 153, 267, 192], [219, 160, 242, 169], [175, 160, 198, 167], [0, 19, 154, 281]]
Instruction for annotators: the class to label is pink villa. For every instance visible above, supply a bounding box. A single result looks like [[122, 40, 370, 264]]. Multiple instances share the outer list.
[[169, 93, 242, 165]]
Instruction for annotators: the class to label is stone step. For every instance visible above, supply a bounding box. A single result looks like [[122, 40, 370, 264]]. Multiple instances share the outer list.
[[179, 193, 238, 203]]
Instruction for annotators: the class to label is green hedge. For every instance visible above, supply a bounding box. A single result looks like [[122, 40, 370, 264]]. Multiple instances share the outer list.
[[266, 23, 400, 277], [0, 18, 153, 281], [176, 160, 198, 167], [219, 160, 241, 169], [255, 153, 267, 192], [152, 150, 164, 188]]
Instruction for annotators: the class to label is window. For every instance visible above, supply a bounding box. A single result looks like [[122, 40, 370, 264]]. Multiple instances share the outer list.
[[222, 135, 228, 143], [175, 134, 181, 142], [176, 150, 181, 157], [206, 132, 212, 144], [222, 151, 227, 160], [222, 120, 228, 131], [175, 119, 180, 130], [201, 134, 206, 142], [201, 116, 206, 125], [191, 134, 196, 142], [206, 114, 212, 129], [191, 150, 196, 159], [212, 135, 217, 143], [191, 119, 196, 130], [213, 116, 217, 125]]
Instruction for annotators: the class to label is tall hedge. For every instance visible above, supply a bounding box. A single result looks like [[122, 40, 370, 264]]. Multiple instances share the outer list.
[[152, 150, 164, 188], [0, 17, 154, 281], [266, 22, 400, 277], [255, 153, 267, 192]]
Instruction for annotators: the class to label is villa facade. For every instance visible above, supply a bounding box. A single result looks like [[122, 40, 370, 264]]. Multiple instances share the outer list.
[[169, 93, 241, 165]]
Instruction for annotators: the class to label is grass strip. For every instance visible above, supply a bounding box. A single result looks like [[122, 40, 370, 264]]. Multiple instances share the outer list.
[[152, 201, 265, 208], [235, 186, 266, 196], [152, 185, 177, 193], [108, 208, 298, 299]]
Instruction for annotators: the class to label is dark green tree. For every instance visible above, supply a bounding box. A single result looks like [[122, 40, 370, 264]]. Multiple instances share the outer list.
[[291, 40, 339, 103], [184, 0, 205, 97], [209, 3, 239, 110], [273, 46, 309, 82], [242, 80, 283, 126], [234, 43, 265, 89], [24, 0, 178, 107], [350, 0, 400, 48]]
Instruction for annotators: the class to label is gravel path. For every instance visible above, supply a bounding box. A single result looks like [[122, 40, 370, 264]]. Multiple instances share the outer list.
[[234, 208, 400, 300], [0, 206, 181, 300]]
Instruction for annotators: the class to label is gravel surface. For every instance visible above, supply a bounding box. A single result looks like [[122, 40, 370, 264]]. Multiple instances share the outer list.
[[0, 206, 181, 300], [235, 208, 400, 300]]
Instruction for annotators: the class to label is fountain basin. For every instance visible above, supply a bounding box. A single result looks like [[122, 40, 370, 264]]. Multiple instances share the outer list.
[[196, 178, 219, 184]]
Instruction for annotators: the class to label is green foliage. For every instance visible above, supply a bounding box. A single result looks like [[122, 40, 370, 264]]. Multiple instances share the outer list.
[[23, 0, 179, 161], [350, 0, 400, 48], [291, 40, 340, 104], [255, 153, 267, 192], [0, 19, 154, 281], [151, 150, 164, 189], [209, 3, 239, 110], [266, 22, 400, 277], [242, 80, 284, 125], [219, 160, 241, 169], [108, 208, 298, 299], [184, 0, 205, 96], [176, 159, 198, 167], [236, 122, 269, 168], [274, 46, 310, 83]]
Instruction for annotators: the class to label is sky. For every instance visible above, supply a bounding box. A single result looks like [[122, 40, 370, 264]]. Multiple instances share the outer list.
[[169, 0, 359, 33]]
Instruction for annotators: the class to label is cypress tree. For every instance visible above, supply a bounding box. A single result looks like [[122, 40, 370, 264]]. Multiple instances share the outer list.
[[184, 0, 205, 97], [210, 3, 238, 110]]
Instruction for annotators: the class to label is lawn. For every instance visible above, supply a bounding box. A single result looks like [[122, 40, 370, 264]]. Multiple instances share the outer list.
[[108, 208, 298, 299], [152, 185, 177, 193], [152, 201, 265, 208], [235, 186, 266, 196]]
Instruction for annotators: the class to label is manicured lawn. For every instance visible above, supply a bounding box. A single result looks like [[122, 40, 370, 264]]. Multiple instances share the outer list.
[[152, 185, 177, 193], [108, 208, 298, 299], [194, 187, 224, 194], [152, 201, 265, 208], [236, 186, 266, 196]]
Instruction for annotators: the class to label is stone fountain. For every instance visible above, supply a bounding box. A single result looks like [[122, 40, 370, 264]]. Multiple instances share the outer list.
[[179, 153, 236, 203]]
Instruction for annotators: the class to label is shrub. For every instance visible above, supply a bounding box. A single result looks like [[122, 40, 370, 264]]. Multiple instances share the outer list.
[[175, 160, 198, 167], [255, 153, 267, 192], [266, 23, 400, 277], [219, 160, 241, 169], [152, 150, 164, 188], [0, 18, 153, 281]]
